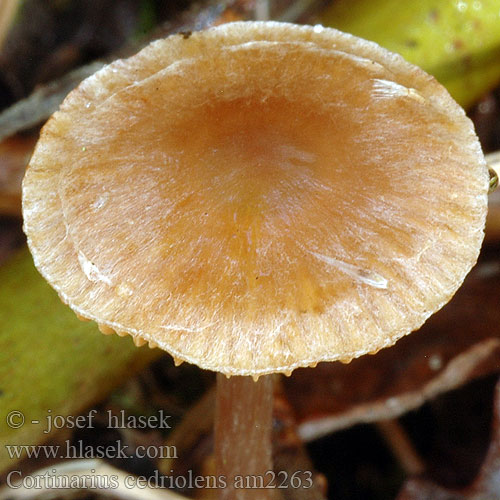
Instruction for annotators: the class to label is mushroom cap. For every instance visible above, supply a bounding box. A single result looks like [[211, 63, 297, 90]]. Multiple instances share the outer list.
[[23, 22, 488, 376]]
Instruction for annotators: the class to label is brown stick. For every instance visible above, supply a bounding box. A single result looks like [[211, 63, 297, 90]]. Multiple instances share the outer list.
[[215, 374, 277, 499], [376, 419, 425, 476]]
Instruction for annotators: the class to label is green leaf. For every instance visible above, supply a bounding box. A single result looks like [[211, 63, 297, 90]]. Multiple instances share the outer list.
[[322, 0, 500, 108], [0, 248, 161, 473]]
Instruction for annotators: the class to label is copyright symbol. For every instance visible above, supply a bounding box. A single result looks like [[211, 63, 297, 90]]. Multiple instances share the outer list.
[[6, 411, 24, 429]]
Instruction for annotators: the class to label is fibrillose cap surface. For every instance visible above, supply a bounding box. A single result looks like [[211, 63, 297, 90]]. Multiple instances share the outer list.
[[23, 22, 488, 377]]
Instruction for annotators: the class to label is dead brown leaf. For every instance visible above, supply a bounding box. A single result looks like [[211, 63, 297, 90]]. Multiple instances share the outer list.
[[397, 377, 500, 500], [284, 246, 500, 441], [0, 133, 37, 216]]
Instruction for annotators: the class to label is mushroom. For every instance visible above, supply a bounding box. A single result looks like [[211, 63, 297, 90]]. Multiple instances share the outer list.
[[22, 22, 488, 498]]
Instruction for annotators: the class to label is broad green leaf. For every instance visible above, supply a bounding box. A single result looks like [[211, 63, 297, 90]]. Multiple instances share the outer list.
[[0, 248, 161, 473], [322, 0, 500, 108]]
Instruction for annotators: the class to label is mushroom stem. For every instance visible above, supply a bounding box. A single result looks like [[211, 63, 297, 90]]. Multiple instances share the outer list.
[[215, 373, 277, 499]]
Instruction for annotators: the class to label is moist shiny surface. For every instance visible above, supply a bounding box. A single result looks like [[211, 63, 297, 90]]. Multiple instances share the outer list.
[[23, 23, 488, 375]]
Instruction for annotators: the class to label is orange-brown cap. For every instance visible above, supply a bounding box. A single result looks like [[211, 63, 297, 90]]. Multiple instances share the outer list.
[[23, 22, 488, 376]]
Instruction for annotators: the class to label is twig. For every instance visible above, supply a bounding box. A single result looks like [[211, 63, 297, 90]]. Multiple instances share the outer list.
[[0, 62, 105, 143], [276, 0, 323, 23], [159, 386, 215, 474], [0, 0, 237, 144], [376, 419, 426, 476], [255, 0, 271, 21], [273, 383, 328, 500]]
